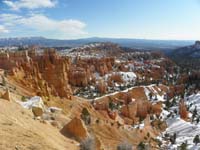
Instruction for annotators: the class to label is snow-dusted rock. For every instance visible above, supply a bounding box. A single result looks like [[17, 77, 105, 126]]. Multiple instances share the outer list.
[[19, 96, 45, 117], [19, 96, 45, 110], [1, 89, 11, 101], [47, 107, 62, 113]]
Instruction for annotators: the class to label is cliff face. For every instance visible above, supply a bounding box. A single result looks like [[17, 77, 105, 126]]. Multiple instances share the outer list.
[[0, 50, 72, 98], [68, 57, 115, 87], [0, 49, 117, 98]]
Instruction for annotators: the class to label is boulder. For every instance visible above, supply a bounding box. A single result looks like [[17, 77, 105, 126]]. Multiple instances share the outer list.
[[19, 96, 45, 117], [32, 106, 43, 117], [1, 89, 11, 101], [60, 117, 88, 141]]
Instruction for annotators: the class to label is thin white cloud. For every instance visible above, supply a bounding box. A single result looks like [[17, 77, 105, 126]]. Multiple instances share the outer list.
[[19, 14, 86, 35], [0, 13, 87, 38], [0, 25, 9, 33], [3, 0, 56, 10]]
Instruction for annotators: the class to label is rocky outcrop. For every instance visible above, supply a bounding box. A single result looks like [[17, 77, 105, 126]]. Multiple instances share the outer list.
[[96, 80, 107, 94], [60, 117, 88, 141], [68, 67, 92, 87], [1, 89, 11, 101], [179, 99, 188, 120], [32, 106, 43, 117], [0, 50, 72, 98], [74, 57, 115, 76], [19, 96, 45, 117], [121, 102, 137, 120], [0, 49, 118, 97]]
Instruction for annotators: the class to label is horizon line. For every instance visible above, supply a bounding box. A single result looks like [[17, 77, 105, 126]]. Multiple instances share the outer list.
[[0, 36, 197, 41]]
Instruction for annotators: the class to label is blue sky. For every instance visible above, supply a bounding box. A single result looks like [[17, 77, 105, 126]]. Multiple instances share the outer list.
[[0, 0, 200, 40]]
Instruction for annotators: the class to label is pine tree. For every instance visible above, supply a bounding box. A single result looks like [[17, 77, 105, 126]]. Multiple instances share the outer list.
[[197, 117, 200, 124], [148, 92, 153, 100], [193, 135, 200, 145], [165, 98, 171, 110], [192, 106, 198, 122], [109, 100, 115, 111], [170, 133, 176, 144], [179, 142, 187, 150]]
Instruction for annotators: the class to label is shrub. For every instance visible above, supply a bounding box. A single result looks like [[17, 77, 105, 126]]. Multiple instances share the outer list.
[[81, 108, 91, 125], [2, 75, 6, 86], [109, 100, 116, 111], [96, 119, 100, 124], [80, 137, 95, 150], [21, 96, 27, 102], [137, 141, 146, 150], [179, 142, 187, 150], [147, 132, 150, 138], [82, 108, 90, 116], [117, 141, 132, 150]]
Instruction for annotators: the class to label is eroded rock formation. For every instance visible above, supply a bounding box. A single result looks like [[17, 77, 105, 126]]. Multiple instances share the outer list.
[[0, 49, 72, 98]]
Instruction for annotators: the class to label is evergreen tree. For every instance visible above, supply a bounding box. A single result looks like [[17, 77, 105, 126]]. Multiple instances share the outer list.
[[192, 106, 198, 122], [165, 99, 170, 109], [170, 133, 176, 144], [197, 117, 200, 124], [193, 135, 200, 145], [109, 100, 115, 111], [179, 142, 187, 150], [148, 92, 153, 100]]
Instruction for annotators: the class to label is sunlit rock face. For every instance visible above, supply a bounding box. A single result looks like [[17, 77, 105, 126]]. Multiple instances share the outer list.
[[0, 49, 72, 98]]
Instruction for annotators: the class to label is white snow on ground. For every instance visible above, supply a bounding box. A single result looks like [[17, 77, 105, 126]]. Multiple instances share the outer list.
[[160, 92, 200, 150], [118, 72, 137, 82], [47, 107, 62, 113], [104, 71, 137, 83], [144, 85, 166, 102], [185, 93, 200, 112], [93, 84, 156, 101], [18, 96, 45, 110], [164, 117, 200, 149], [17, 96, 63, 115], [133, 123, 145, 129], [160, 108, 170, 120]]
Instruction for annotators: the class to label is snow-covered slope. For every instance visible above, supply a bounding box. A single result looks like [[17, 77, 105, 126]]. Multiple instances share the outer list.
[[185, 93, 200, 112], [165, 117, 200, 149], [160, 93, 200, 150]]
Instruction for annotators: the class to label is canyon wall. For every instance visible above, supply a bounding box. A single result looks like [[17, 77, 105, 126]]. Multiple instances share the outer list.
[[0, 50, 72, 98]]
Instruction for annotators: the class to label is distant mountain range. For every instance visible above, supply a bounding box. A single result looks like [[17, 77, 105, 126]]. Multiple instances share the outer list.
[[170, 41, 200, 58], [0, 37, 194, 51], [168, 41, 200, 70]]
